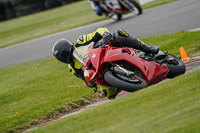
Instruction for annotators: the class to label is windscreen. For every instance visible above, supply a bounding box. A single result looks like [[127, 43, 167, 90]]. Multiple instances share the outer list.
[[73, 42, 94, 63]]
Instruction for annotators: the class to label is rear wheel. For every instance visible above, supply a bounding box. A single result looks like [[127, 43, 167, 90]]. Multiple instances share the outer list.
[[165, 54, 186, 78], [104, 70, 147, 92], [111, 14, 122, 20]]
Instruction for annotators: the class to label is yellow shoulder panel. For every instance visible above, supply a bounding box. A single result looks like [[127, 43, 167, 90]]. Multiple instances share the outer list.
[[96, 27, 109, 36], [87, 27, 109, 42], [76, 35, 87, 45], [76, 27, 109, 45]]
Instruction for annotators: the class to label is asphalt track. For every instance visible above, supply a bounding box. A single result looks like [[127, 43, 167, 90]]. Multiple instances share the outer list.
[[0, 0, 200, 67]]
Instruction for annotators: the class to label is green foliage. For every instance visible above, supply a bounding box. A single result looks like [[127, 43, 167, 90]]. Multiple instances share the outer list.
[[29, 70, 200, 133]]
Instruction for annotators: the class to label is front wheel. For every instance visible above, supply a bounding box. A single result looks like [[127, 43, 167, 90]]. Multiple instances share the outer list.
[[104, 70, 147, 92], [165, 54, 186, 78], [126, 0, 143, 15]]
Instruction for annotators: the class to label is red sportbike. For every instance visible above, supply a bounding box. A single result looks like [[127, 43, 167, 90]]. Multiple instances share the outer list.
[[73, 43, 186, 92]]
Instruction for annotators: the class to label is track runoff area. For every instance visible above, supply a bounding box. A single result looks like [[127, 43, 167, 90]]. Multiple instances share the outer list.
[[25, 54, 200, 133]]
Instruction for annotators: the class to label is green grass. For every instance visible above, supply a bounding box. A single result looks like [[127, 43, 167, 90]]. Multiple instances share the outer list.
[[0, 30, 199, 133], [142, 31, 200, 57], [0, 0, 177, 48], [142, 0, 178, 9], [28, 69, 200, 133], [0, 58, 98, 133]]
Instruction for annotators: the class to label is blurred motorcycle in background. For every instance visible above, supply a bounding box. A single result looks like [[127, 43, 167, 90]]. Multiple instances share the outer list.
[[89, 0, 143, 20]]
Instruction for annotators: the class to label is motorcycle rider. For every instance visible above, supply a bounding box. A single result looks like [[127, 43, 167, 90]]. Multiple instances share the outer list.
[[52, 27, 159, 100]]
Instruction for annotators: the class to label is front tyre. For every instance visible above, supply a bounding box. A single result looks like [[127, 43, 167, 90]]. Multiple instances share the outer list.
[[127, 0, 143, 15], [166, 54, 186, 78], [104, 70, 147, 92]]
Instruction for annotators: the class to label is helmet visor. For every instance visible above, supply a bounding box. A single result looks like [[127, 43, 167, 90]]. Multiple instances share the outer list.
[[57, 47, 73, 64]]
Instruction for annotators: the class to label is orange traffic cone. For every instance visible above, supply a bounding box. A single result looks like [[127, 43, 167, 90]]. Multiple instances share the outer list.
[[180, 47, 190, 61]]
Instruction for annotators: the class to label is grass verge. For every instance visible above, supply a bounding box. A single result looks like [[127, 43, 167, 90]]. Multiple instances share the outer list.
[[0, 30, 199, 133], [0, 58, 100, 133], [142, 31, 200, 57], [0, 0, 177, 48], [28, 69, 200, 133], [141, 0, 178, 9]]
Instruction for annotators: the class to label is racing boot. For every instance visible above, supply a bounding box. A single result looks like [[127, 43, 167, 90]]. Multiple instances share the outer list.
[[100, 86, 121, 100], [141, 43, 159, 54], [133, 37, 159, 54]]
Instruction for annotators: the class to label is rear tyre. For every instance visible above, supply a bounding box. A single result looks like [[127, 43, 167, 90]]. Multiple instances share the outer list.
[[104, 70, 147, 92], [111, 14, 122, 20], [117, 14, 122, 20], [166, 54, 186, 78]]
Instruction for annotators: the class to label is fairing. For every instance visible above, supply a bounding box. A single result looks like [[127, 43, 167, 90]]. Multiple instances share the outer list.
[[83, 45, 169, 86], [103, 46, 169, 85]]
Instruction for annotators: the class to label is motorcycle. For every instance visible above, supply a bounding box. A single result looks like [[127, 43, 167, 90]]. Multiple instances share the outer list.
[[93, 0, 143, 20], [73, 42, 186, 92]]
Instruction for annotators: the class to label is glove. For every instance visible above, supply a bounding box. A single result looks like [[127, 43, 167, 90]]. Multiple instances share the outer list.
[[93, 32, 114, 48], [87, 82, 97, 88], [102, 32, 114, 45], [93, 40, 104, 48]]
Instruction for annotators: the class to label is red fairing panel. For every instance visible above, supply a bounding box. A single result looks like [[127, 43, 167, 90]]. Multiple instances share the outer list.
[[84, 47, 106, 84], [88, 47, 105, 71], [103, 46, 169, 85]]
